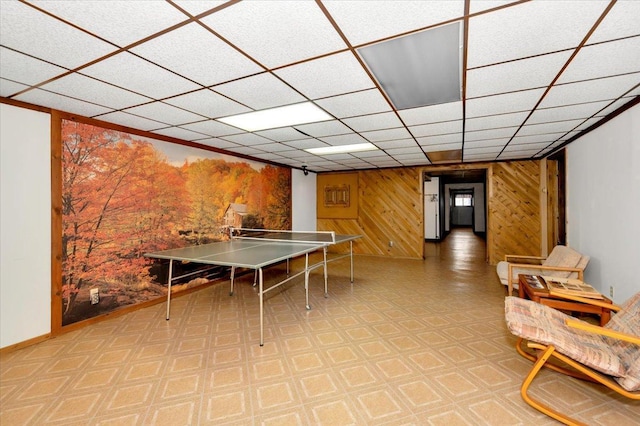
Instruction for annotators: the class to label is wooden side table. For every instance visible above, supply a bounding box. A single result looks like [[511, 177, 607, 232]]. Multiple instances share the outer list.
[[518, 274, 612, 326]]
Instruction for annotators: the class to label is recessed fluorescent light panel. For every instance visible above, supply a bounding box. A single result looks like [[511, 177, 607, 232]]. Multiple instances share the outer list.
[[218, 102, 332, 132], [358, 22, 462, 110], [305, 143, 378, 155]]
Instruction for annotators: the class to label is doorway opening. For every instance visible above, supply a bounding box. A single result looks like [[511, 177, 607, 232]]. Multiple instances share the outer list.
[[423, 168, 487, 260]]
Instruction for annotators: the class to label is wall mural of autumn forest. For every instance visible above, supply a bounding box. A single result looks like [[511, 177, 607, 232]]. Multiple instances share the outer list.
[[61, 120, 291, 326]]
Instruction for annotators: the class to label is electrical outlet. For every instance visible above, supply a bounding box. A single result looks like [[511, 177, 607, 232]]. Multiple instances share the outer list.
[[90, 288, 99, 305], [609, 286, 614, 298], [389, 241, 394, 247]]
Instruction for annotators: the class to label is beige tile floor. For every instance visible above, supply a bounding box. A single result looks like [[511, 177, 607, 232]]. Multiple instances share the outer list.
[[1, 229, 638, 425]]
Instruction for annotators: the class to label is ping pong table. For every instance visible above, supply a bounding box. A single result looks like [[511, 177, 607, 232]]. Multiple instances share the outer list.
[[144, 228, 361, 346]]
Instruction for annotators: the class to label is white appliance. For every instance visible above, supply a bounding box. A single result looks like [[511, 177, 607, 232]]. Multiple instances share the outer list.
[[424, 177, 440, 239]]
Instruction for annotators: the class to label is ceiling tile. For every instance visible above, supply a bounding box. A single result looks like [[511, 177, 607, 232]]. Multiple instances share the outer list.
[[224, 146, 264, 156], [96, 111, 168, 131], [342, 112, 403, 132], [200, 1, 347, 68], [464, 111, 528, 132], [294, 120, 352, 138], [376, 139, 420, 149], [315, 89, 392, 118], [171, 1, 229, 17], [518, 119, 586, 137], [466, 88, 545, 118], [152, 126, 209, 141], [361, 128, 413, 142], [13, 88, 112, 117], [124, 102, 205, 126], [510, 133, 566, 146], [588, 1, 640, 43], [465, 127, 518, 142], [467, 1, 607, 67], [39, 73, 152, 110], [468, 1, 522, 14], [318, 133, 369, 146], [214, 73, 305, 110], [398, 101, 462, 126], [385, 146, 424, 155], [221, 133, 272, 146], [282, 139, 326, 150], [596, 97, 638, 118], [164, 89, 251, 119], [131, 23, 263, 87], [255, 127, 308, 143], [0, 78, 29, 97], [181, 119, 243, 137], [251, 152, 288, 162], [416, 134, 462, 146], [464, 138, 509, 149], [323, 0, 464, 47], [540, 73, 640, 108], [353, 151, 393, 159], [528, 101, 611, 125], [464, 152, 500, 161], [504, 142, 549, 152], [274, 51, 374, 99], [464, 145, 506, 154], [252, 143, 293, 153], [557, 37, 640, 84], [0, 47, 67, 88], [30, 0, 188, 47], [410, 120, 463, 137], [196, 138, 241, 150], [0, 1, 116, 69], [466, 51, 572, 98], [81, 52, 201, 99]]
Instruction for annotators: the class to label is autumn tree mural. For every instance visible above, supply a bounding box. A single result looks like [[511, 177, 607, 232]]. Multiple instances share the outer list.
[[61, 120, 291, 325]]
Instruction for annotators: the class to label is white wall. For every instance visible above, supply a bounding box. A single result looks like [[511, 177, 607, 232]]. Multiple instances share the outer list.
[[567, 103, 640, 304], [1, 104, 52, 348], [291, 169, 317, 231]]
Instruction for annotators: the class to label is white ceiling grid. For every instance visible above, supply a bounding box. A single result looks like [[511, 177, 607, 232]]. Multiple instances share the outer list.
[[1, 0, 638, 173]]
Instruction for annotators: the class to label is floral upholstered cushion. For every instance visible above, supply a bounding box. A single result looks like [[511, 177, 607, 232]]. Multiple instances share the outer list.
[[604, 292, 640, 391], [542, 245, 583, 278], [505, 296, 640, 391]]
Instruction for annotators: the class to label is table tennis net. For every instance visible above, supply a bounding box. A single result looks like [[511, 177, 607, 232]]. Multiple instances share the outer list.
[[230, 228, 336, 244]]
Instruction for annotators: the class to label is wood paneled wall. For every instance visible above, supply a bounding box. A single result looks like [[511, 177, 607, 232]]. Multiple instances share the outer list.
[[487, 161, 541, 264], [318, 159, 555, 264], [318, 168, 423, 258]]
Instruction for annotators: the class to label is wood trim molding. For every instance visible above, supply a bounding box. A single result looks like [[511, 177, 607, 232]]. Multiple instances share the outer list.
[[50, 110, 63, 335]]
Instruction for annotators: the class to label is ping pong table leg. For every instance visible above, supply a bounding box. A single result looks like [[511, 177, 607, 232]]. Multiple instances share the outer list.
[[166, 259, 173, 320], [305, 253, 311, 310], [323, 246, 328, 298], [259, 268, 264, 347], [350, 240, 354, 283], [230, 266, 235, 296]]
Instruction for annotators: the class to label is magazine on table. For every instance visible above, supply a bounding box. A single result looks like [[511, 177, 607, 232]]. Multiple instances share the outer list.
[[522, 274, 546, 289], [540, 276, 604, 299]]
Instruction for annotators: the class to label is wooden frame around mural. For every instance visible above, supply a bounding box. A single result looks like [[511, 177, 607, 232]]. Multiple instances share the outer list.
[[50, 110, 292, 334]]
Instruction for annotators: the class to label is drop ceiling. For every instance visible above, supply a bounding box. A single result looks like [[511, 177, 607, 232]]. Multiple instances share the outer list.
[[1, 0, 638, 173]]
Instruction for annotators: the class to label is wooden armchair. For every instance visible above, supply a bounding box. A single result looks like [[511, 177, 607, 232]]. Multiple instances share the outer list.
[[504, 292, 640, 425], [496, 245, 589, 295]]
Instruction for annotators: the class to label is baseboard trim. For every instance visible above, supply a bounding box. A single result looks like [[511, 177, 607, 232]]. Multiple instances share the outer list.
[[1, 333, 51, 355]]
